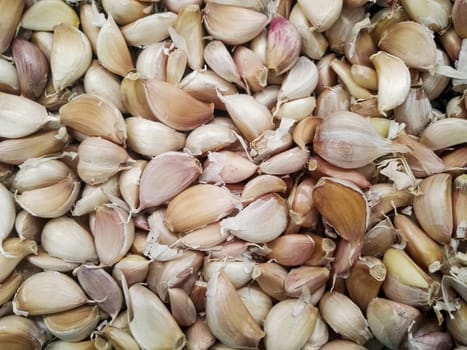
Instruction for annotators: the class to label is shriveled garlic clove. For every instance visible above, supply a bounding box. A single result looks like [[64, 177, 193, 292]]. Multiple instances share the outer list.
[[21, 0, 79, 31], [206, 271, 265, 349], [138, 152, 201, 210], [184, 123, 237, 156], [200, 151, 257, 184], [13, 271, 88, 316], [204, 40, 244, 87], [122, 12, 177, 47], [298, 0, 343, 32]]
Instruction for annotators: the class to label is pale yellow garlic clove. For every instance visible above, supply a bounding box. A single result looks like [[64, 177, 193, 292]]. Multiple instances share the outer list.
[[204, 40, 244, 87], [221, 193, 288, 243], [120, 72, 156, 120], [203, 258, 255, 288], [420, 117, 467, 150], [165, 184, 241, 233], [13, 271, 88, 316], [138, 151, 201, 210], [75, 265, 123, 320], [0, 315, 47, 350], [12, 158, 71, 192], [233, 45, 268, 93], [101, 0, 150, 26], [350, 64, 378, 91], [169, 4, 204, 71], [41, 217, 97, 263], [241, 174, 287, 203], [0, 238, 37, 283], [206, 271, 265, 348], [298, 0, 343, 32], [264, 298, 318, 350], [122, 12, 177, 47], [0, 271, 23, 305], [118, 160, 146, 212], [184, 123, 237, 156], [144, 79, 214, 131], [186, 317, 216, 350], [135, 42, 169, 81], [400, 0, 451, 32], [72, 176, 120, 216], [168, 287, 197, 327], [77, 137, 131, 185], [11, 39, 48, 99], [0, 92, 51, 138], [112, 254, 149, 287], [0, 58, 20, 94], [51, 24, 92, 92], [15, 175, 80, 219], [96, 16, 135, 78], [79, 2, 103, 54], [83, 60, 126, 113], [166, 48, 188, 86], [0, 0, 24, 53], [21, 0, 79, 31], [28, 248, 80, 273], [43, 305, 100, 342], [200, 151, 257, 184], [203, 3, 268, 45], [125, 284, 186, 350], [91, 205, 135, 267]]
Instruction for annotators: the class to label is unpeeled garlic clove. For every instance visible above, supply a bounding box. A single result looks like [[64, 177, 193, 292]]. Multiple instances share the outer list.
[[72, 176, 120, 216], [233, 45, 268, 93], [241, 174, 287, 203], [315, 84, 350, 117], [252, 262, 288, 301], [144, 79, 214, 131], [0, 238, 37, 283], [75, 265, 123, 320], [446, 300, 467, 345], [273, 96, 316, 121], [259, 146, 310, 175], [79, 2, 104, 54], [11, 39, 48, 99], [96, 16, 135, 78], [15, 175, 80, 219], [120, 72, 156, 120], [43, 305, 100, 342], [138, 152, 201, 210], [101, 0, 150, 26], [330, 58, 373, 100], [420, 117, 467, 151], [453, 174, 467, 239], [305, 233, 336, 267], [298, 0, 343, 32], [186, 317, 216, 350], [184, 122, 237, 156], [204, 40, 244, 87], [13, 271, 88, 316], [236, 284, 272, 325], [0, 0, 24, 53], [99, 324, 140, 350], [200, 151, 257, 184], [362, 218, 397, 257], [0, 315, 47, 349], [203, 3, 268, 45], [0, 58, 20, 94], [278, 56, 318, 103], [119, 160, 146, 212], [51, 24, 92, 92], [28, 248, 80, 273], [168, 287, 197, 327], [165, 184, 241, 233], [122, 12, 177, 47], [135, 42, 169, 81], [221, 193, 288, 243], [267, 234, 315, 267], [41, 217, 97, 264], [332, 238, 364, 278], [284, 266, 329, 298], [202, 258, 255, 288], [125, 284, 186, 350], [206, 271, 265, 349], [453, 0, 467, 38], [112, 254, 149, 287], [77, 137, 131, 185], [21, 0, 79, 31], [0, 181, 15, 248], [60, 94, 127, 145], [46, 340, 97, 350], [394, 88, 432, 136], [91, 205, 134, 267], [367, 184, 413, 226], [0, 271, 23, 306]]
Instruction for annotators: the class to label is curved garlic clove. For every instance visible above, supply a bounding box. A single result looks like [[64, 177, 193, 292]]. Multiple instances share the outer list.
[[284, 266, 330, 298], [0, 182, 15, 246], [0, 238, 37, 283], [278, 56, 318, 103], [136, 42, 169, 81], [120, 72, 156, 120], [60, 94, 127, 145], [51, 24, 92, 92], [254, 85, 280, 109], [102, 0, 150, 26], [206, 271, 265, 349], [394, 88, 431, 136], [350, 64, 378, 91], [250, 118, 294, 162], [99, 325, 140, 350], [79, 2, 103, 54], [144, 79, 214, 131], [330, 58, 373, 100], [274, 96, 316, 121], [0, 315, 47, 349], [184, 123, 237, 156], [179, 222, 227, 250], [112, 254, 150, 287], [267, 234, 315, 267], [166, 48, 188, 86], [28, 248, 80, 272], [221, 193, 288, 243], [168, 287, 197, 327], [96, 16, 135, 78], [204, 40, 244, 87], [41, 217, 97, 264], [362, 219, 397, 257], [13, 271, 88, 316], [138, 152, 201, 210], [43, 305, 100, 342], [203, 3, 268, 45], [446, 300, 467, 345], [21, 0, 79, 31], [0, 271, 23, 306], [15, 210, 44, 241], [200, 151, 257, 184], [399, 0, 451, 32], [298, 0, 343, 32], [292, 116, 320, 150], [122, 12, 177, 47], [75, 265, 123, 320], [252, 262, 288, 301], [305, 233, 336, 267], [420, 117, 467, 150], [453, 174, 467, 239], [92, 205, 135, 267]]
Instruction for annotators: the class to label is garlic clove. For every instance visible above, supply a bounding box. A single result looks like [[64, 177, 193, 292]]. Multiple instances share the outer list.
[[399, 0, 451, 32], [284, 266, 330, 298], [252, 262, 288, 301], [166, 48, 188, 86], [350, 64, 378, 91], [315, 84, 350, 117], [0, 238, 37, 283], [184, 122, 237, 156], [0, 181, 16, 249], [267, 234, 315, 267], [249, 118, 294, 162], [241, 174, 287, 203], [452, 0, 467, 38], [305, 233, 336, 267], [112, 254, 149, 287], [420, 117, 467, 150], [204, 40, 244, 87], [362, 218, 398, 257], [446, 300, 467, 345], [47, 340, 97, 350], [21, 0, 79, 31], [101, 0, 151, 26], [200, 151, 257, 185], [203, 3, 268, 45], [233, 45, 268, 93], [202, 258, 255, 288], [0, 315, 47, 349], [0, 271, 23, 306], [0, 0, 24, 53], [28, 248, 80, 272], [120, 72, 156, 120], [121, 12, 177, 47], [274, 96, 316, 121], [138, 151, 201, 210], [453, 174, 467, 239], [237, 284, 273, 325], [13, 271, 88, 316], [179, 222, 228, 250], [72, 175, 120, 216], [278, 56, 318, 103], [135, 42, 169, 81], [292, 116, 321, 149], [330, 58, 373, 100], [168, 287, 197, 327], [119, 160, 146, 212], [0, 58, 20, 94], [15, 210, 44, 242], [99, 324, 140, 350], [79, 2, 103, 54], [51, 24, 92, 92], [394, 88, 432, 136], [297, 0, 343, 32]]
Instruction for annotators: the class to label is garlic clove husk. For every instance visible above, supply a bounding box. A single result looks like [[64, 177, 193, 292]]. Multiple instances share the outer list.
[[249, 118, 294, 162], [11, 39, 48, 99], [144, 78, 214, 131], [241, 174, 287, 203], [252, 262, 288, 301], [184, 123, 237, 156], [138, 151, 201, 210], [41, 217, 97, 264], [297, 0, 343, 32], [221, 193, 288, 243], [96, 16, 135, 78], [419, 117, 467, 151], [200, 151, 257, 185], [101, 0, 150, 26], [75, 265, 123, 320], [0, 315, 47, 350], [413, 173, 452, 245], [206, 271, 265, 349], [204, 40, 244, 87], [28, 248, 80, 272], [312, 177, 369, 243], [122, 12, 177, 47], [21, 0, 79, 31], [0, 0, 24, 53], [264, 298, 318, 350], [168, 287, 197, 327], [112, 254, 149, 287], [120, 72, 156, 120], [313, 111, 409, 168], [60, 94, 127, 145], [367, 184, 413, 226], [399, 0, 451, 32], [0, 57, 20, 94], [125, 284, 186, 350], [13, 271, 88, 316], [0, 238, 37, 283], [91, 205, 134, 267], [72, 175, 120, 216], [203, 3, 268, 45], [43, 305, 100, 342], [51, 24, 92, 92], [135, 42, 169, 81], [284, 266, 330, 298], [202, 258, 255, 288], [165, 184, 241, 233], [319, 291, 372, 345], [15, 175, 80, 219]]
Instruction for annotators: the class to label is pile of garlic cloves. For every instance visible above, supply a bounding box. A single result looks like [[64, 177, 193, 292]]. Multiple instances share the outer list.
[[0, 0, 467, 349]]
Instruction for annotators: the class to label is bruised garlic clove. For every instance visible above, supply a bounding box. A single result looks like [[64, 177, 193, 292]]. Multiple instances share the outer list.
[[206, 271, 265, 349], [122, 12, 177, 47], [138, 152, 201, 210], [204, 40, 244, 87], [13, 271, 88, 316], [21, 0, 79, 31], [221, 193, 288, 243], [184, 123, 237, 156], [200, 151, 257, 184], [51, 24, 92, 92], [60, 94, 127, 145], [203, 3, 268, 45]]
